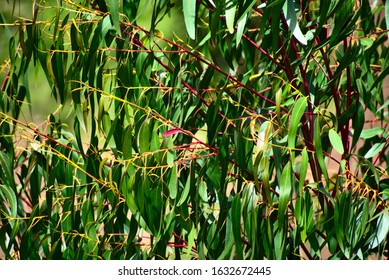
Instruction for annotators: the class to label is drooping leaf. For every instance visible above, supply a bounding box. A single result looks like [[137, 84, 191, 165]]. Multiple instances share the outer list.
[[369, 211, 389, 249], [283, 0, 307, 45], [0, 184, 17, 218], [183, 0, 196, 39], [236, 13, 247, 46], [314, 116, 329, 183], [278, 162, 292, 227], [299, 147, 308, 195], [288, 96, 307, 164], [225, 0, 237, 34], [108, 0, 120, 32], [231, 195, 243, 259], [168, 166, 178, 199]]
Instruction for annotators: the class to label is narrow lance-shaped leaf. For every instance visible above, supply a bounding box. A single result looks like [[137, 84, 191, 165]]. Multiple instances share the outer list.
[[225, 0, 237, 34], [168, 166, 178, 200], [177, 172, 191, 207], [0, 151, 16, 191], [0, 184, 17, 218], [236, 13, 247, 46], [314, 116, 329, 184], [364, 143, 386, 159], [278, 162, 292, 228], [183, 0, 196, 40], [283, 0, 307, 45], [108, 0, 120, 32], [231, 195, 243, 259], [370, 211, 389, 249], [288, 96, 307, 165], [299, 147, 308, 196]]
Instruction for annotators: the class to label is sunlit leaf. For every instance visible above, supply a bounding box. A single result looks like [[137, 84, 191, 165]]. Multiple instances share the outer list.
[[283, 0, 307, 45], [236, 13, 247, 46], [2, 0, 389, 261], [359, 128, 385, 139], [364, 143, 385, 158], [183, 0, 196, 39], [225, 0, 237, 34], [369, 212, 389, 249], [329, 128, 344, 155]]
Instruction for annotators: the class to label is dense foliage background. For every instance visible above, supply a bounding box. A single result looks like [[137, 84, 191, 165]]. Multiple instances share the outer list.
[[1, 0, 389, 260]]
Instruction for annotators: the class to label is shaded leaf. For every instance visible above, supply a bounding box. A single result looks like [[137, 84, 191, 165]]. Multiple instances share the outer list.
[[278, 162, 292, 227], [0, 184, 17, 218], [288, 96, 307, 164]]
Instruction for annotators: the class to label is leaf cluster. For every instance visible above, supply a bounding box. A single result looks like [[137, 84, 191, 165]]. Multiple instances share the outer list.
[[0, 0, 389, 259]]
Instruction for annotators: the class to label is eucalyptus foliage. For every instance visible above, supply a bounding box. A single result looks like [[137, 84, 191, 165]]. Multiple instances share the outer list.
[[1, 0, 389, 260]]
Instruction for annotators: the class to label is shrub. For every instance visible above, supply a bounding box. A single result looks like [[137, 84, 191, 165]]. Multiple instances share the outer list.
[[0, 0, 388, 260]]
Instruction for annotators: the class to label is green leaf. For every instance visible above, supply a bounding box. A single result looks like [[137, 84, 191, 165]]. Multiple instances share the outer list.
[[236, 13, 247, 46], [299, 147, 308, 196], [318, 0, 331, 30], [231, 195, 243, 259], [359, 128, 385, 139], [329, 0, 354, 50], [168, 166, 178, 199], [198, 181, 208, 202], [351, 101, 365, 148], [377, 98, 389, 113], [259, 156, 272, 205], [218, 213, 234, 259], [0, 184, 17, 218], [138, 119, 150, 153], [382, 189, 389, 200], [183, 0, 196, 39], [288, 96, 307, 164], [123, 125, 133, 160], [329, 128, 344, 155], [314, 117, 329, 183], [364, 143, 385, 158], [177, 174, 191, 207], [278, 162, 292, 227], [283, 0, 307, 45], [225, 0, 237, 34], [108, 0, 120, 32], [184, 224, 196, 255], [0, 151, 16, 191], [370, 211, 389, 249]]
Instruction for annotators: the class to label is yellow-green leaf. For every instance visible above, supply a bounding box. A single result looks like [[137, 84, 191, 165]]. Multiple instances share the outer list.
[[183, 0, 196, 39], [329, 128, 344, 155], [225, 0, 237, 34]]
